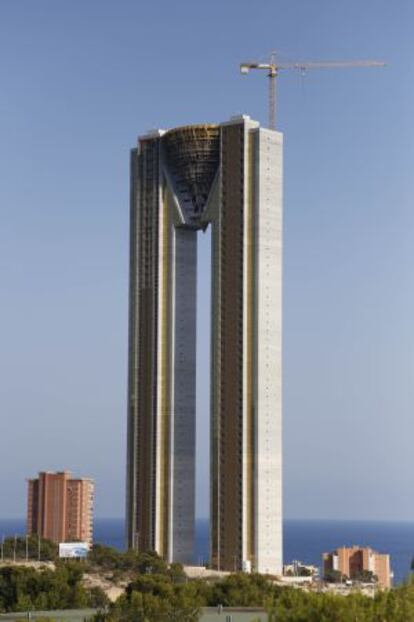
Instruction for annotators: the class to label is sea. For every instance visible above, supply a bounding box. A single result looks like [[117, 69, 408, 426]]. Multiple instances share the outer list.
[[1, 518, 413, 585]]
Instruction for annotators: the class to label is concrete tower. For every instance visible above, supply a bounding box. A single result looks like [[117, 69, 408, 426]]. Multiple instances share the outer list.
[[126, 115, 282, 574], [27, 471, 94, 545]]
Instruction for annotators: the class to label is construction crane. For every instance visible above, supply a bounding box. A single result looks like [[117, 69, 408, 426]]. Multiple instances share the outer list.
[[240, 52, 386, 130]]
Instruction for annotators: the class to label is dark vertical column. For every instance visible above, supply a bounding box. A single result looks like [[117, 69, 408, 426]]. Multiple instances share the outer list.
[[126, 148, 139, 548], [39, 473, 46, 538], [211, 123, 245, 570], [126, 138, 160, 552], [210, 218, 220, 569], [27, 479, 39, 535]]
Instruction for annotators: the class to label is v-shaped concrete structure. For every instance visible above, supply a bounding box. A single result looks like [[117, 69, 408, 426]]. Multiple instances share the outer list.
[[126, 115, 282, 574]]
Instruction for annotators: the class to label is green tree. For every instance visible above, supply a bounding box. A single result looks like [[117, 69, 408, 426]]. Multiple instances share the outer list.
[[88, 586, 110, 609], [0, 563, 93, 612], [324, 569, 345, 583], [1, 536, 58, 562], [97, 573, 203, 622], [207, 572, 275, 607], [353, 569, 377, 583]]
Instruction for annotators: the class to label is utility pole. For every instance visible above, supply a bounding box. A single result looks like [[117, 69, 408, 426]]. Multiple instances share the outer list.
[[240, 52, 385, 130], [25, 535, 29, 562]]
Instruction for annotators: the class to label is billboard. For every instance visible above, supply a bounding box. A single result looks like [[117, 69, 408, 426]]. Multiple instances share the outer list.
[[59, 542, 90, 559]]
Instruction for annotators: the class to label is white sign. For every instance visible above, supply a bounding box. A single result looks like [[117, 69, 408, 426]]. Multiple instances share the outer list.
[[59, 542, 90, 558]]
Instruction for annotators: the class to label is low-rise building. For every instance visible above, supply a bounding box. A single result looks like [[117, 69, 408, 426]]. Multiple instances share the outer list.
[[283, 560, 319, 578], [323, 545, 391, 588]]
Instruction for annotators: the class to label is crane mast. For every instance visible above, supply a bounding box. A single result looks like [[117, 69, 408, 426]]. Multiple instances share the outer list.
[[240, 53, 386, 130]]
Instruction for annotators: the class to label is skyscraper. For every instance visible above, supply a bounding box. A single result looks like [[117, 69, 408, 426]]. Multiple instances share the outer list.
[[27, 471, 94, 545], [126, 115, 282, 574]]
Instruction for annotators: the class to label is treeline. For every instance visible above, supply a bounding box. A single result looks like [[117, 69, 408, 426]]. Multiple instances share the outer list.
[[267, 582, 414, 622], [100, 569, 414, 622], [1, 535, 58, 562], [88, 545, 184, 577], [3, 544, 414, 621], [0, 563, 108, 613]]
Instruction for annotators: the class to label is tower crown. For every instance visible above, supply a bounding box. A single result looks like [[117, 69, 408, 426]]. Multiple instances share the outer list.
[[162, 124, 220, 221]]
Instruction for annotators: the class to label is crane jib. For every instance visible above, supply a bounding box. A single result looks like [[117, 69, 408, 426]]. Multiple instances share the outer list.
[[240, 55, 385, 130]]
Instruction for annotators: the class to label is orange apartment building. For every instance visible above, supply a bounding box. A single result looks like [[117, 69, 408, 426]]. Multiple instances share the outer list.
[[27, 471, 94, 545], [323, 545, 392, 588]]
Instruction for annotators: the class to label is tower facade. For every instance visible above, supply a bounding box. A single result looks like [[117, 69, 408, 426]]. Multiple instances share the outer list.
[[27, 471, 94, 545], [126, 115, 282, 574]]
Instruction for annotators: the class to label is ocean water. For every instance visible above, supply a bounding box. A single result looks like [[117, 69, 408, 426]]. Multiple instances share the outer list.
[[2, 518, 413, 585]]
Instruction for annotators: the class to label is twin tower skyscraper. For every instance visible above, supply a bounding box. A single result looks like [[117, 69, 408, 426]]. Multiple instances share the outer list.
[[126, 115, 282, 574]]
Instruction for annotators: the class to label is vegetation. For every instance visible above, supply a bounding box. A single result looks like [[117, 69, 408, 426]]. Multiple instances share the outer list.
[[1, 535, 58, 562], [97, 569, 414, 622], [284, 566, 313, 577], [324, 568, 346, 583], [324, 568, 378, 585], [267, 580, 414, 622], [89, 550, 201, 620], [88, 545, 185, 579], [98, 579, 203, 621], [4, 545, 414, 621], [353, 569, 377, 583], [0, 562, 106, 612], [205, 572, 274, 607]]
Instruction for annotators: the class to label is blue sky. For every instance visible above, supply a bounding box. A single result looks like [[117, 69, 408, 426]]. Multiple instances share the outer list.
[[1, 0, 413, 521]]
